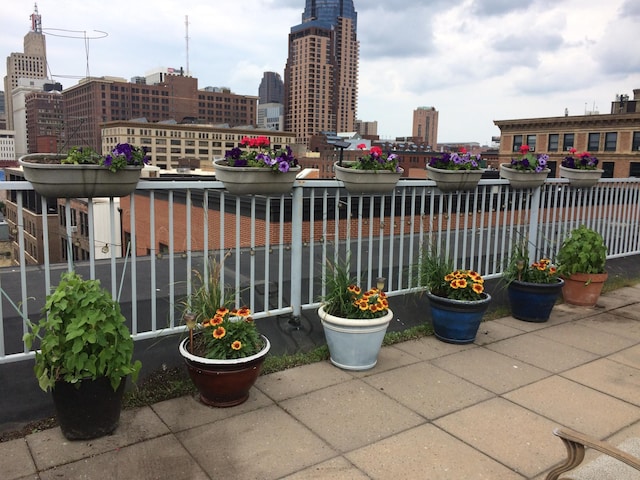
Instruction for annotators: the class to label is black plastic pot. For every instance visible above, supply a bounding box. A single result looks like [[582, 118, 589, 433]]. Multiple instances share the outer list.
[[51, 376, 126, 440]]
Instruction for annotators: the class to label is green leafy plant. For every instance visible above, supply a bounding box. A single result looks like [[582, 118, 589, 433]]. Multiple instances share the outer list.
[[23, 271, 141, 392], [320, 256, 390, 319], [503, 241, 559, 284], [509, 145, 549, 172], [182, 258, 264, 359], [557, 225, 607, 276], [60, 143, 149, 172]]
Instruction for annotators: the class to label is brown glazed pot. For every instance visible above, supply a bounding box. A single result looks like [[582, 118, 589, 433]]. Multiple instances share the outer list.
[[179, 335, 270, 407], [561, 272, 608, 307]]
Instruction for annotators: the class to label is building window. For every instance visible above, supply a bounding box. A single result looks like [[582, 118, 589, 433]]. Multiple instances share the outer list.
[[633, 132, 640, 152], [526, 135, 537, 151], [588, 133, 600, 151], [548, 134, 559, 152], [512, 135, 523, 152], [563, 133, 574, 150], [604, 132, 617, 152]]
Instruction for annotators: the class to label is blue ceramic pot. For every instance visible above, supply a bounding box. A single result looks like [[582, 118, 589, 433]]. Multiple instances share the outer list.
[[507, 279, 564, 322], [426, 292, 492, 344]]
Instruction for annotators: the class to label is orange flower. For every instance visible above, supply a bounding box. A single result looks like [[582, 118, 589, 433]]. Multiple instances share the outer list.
[[472, 283, 484, 294], [444, 274, 454, 282], [211, 315, 224, 325], [216, 307, 229, 316], [348, 285, 361, 295], [231, 340, 242, 350], [212, 326, 226, 339], [202, 320, 210, 328], [236, 307, 251, 317]]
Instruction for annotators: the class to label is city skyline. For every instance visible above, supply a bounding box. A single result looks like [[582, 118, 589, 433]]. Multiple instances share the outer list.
[[1, 0, 639, 145]]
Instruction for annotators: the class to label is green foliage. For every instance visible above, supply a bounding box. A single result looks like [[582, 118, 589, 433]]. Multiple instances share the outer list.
[[320, 256, 390, 319], [182, 257, 264, 359], [503, 242, 559, 284], [61, 146, 102, 165], [557, 225, 607, 275], [23, 271, 141, 392], [416, 244, 454, 296]]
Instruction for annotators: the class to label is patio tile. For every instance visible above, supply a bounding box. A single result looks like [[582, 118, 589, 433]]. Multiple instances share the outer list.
[[38, 434, 208, 480], [431, 347, 550, 394], [280, 378, 424, 452], [473, 319, 528, 345], [344, 343, 423, 377], [152, 387, 274, 432], [392, 335, 476, 360], [576, 312, 640, 340], [281, 456, 370, 479], [533, 321, 637, 355], [504, 375, 640, 437], [485, 333, 598, 373], [562, 357, 640, 407], [610, 344, 640, 370], [256, 361, 352, 402], [346, 423, 524, 479], [362, 361, 494, 419], [0, 438, 37, 480], [26, 406, 169, 471], [177, 405, 336, 480], [434, 397, 564, 478]]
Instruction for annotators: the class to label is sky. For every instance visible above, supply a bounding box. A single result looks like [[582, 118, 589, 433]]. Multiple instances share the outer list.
[[2, 0, 639, 146]]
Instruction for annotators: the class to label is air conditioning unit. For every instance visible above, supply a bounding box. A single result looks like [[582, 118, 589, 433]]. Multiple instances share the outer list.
[[70, 226, 78, 233]]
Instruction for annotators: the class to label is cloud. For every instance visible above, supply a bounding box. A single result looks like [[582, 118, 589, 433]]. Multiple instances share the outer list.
[[470, 0, 537, 16]]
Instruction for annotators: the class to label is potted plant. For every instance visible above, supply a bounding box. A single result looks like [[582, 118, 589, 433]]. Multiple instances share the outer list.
[[178, 260, 270, 406], [499, 145, 551, 189], [418, 248, 491, 344], [556, 225, 608, 307], [317, 257, 393, 370], [19, 143, 150, 198], [23, 271, 142, 440], [213, 135, 300, 195], [334, 144, 404, 194], [559, 148, 603, 187], [426, 147, 485, 192], [503, 243, 564, 322]]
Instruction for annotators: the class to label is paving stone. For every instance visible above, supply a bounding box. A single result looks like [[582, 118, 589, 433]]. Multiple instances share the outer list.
[[0, 438, 37, 480], [534, 321, 638, 355], [281, 456, 370, 479]]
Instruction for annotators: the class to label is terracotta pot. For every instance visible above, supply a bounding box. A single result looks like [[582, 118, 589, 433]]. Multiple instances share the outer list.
[[499, 163, 550, 190], [426, 165, 484, 192], [179, 335, 270, 407], [334, 162, 403, 194], [561, 272, 608, 307], [213, 159, 300, 195]]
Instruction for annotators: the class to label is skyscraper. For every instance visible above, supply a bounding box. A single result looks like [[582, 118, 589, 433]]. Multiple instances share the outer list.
[[413, 106, 439, 149], [4, 5, 48, 130], [258, 72, 284, 105], [284, 0, 359, 146]]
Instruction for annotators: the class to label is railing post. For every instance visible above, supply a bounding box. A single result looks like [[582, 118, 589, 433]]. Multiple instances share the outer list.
[[290, 184, 304, 321], [527, 185, 542, 260]]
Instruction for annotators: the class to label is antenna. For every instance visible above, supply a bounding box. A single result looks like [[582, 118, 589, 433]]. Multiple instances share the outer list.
[[185, 15, 190, 77]]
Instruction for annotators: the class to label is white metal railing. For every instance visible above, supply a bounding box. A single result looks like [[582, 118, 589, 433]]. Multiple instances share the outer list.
[[1, 176, 639, 364]]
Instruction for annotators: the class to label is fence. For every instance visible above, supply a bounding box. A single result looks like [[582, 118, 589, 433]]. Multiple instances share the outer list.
[[1, 175, 639, 364]]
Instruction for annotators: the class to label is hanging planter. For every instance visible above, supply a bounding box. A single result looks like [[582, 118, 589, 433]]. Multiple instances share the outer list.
[[214, 159, 300, 195], [426, 291, 492, 344], [20, 154, 143, 198], [426, 165, 484, 192], [499, 163, 550, 190], [334, 162, 403, 194], [559, 165, 603, 188]]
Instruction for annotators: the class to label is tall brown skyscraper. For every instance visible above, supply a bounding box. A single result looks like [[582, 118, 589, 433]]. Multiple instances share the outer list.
[[4, 5, 48, 130], [412, 106, 439, 149], [284, 0, 359, 146]]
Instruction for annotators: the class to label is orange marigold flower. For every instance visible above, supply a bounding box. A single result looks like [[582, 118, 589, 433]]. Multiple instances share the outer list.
[[450, 280, 460, 289], [472, 283, 484, 294], [348, 285, 361, 295], [202, 320, 210, 328], [370, 304, 379, 312], [549, 267, 557, 274], [444, 274, 454, 282], [380, 298, 389, 308], [213, 326, 226, 339], [458, 279, 468, 288], [358, 301, 369, 311], [216, 307, 229, 316], [231, 340, 242, 350], [211, 315, 224, 325], [236, 307, 251, 317]]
